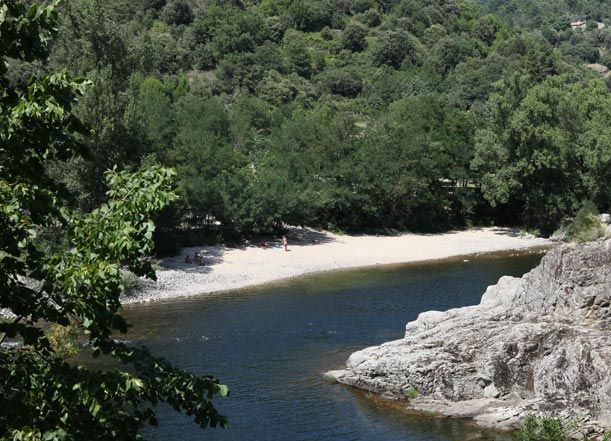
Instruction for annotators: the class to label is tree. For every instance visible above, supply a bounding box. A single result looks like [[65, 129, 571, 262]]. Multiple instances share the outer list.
[[52, 0, 138, 86], [0, 2, 228, 438], [341, 24, 368, 52], [285, 0, 335, 32], [144, 0, 166, 12], [428, 34, 480, 76], [9, 0, 607, 244], [362, 8, 381, 27], [319, 67, 364, 97], [472, 74, 611, 233], [60, 68, 148, 211], [599, 51, 611, 69], [136, 75, 175, 155], [161, 0, 193, 26], [283, 31, 313, 77], [471, 14, 504, 46], [260, 107, 366, 229], [48, 0, 156, 210], [372, 30, 422, 68], [358, 95, 475, 229]]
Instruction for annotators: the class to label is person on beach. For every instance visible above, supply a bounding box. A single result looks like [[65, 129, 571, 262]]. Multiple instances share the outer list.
[[195, 252, 206, 266], [184, 254, 192, 264], [282, 235, 288, 252]]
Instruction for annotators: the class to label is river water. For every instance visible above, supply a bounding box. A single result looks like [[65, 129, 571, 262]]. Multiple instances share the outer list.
[[123, 253, 543, 441]]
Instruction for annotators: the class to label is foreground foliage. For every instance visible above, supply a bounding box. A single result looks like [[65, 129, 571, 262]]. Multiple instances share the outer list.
[[0, 1, 227, 438]]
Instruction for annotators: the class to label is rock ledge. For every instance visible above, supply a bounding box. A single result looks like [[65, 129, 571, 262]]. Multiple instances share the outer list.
[[327, 239, 611, 436]]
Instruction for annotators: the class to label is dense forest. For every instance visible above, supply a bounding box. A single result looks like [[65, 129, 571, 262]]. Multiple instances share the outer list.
[[479, 0, 611, 66], [479, 0, 610, 28], [10, 0, 611, 250]]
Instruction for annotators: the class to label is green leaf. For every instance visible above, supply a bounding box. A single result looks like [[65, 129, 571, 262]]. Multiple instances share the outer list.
[[216, 384, 229, 397]]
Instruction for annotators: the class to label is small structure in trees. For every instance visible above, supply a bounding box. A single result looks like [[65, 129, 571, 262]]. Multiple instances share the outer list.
[[570, 19, 587, 30]]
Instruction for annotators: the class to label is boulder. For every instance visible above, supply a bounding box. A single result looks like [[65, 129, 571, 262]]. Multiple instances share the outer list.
[[327, 239, 611, 437]]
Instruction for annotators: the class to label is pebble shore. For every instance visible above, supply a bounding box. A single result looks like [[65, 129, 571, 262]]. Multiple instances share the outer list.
[[124, 227, 552, 304]]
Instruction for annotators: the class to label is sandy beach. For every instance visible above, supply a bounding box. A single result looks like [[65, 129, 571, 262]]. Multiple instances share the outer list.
[[124, 227, 552, 304]]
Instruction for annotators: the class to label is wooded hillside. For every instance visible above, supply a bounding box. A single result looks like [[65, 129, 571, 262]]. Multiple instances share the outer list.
[[11, 0, 609, 250]]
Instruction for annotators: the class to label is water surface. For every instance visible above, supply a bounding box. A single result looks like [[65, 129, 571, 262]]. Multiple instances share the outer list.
[[124, 253, 543, 441]]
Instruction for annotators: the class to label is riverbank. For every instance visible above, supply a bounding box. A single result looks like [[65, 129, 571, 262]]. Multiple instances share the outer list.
[[325, 239, 611, 437], [124, 227, 552, 304]]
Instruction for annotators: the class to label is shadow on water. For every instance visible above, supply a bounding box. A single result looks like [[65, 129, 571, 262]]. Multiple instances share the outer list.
[[122, 252, 544, 441]]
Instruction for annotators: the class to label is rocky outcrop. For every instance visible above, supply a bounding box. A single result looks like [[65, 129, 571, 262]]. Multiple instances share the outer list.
[[327, 239, 611, 437]]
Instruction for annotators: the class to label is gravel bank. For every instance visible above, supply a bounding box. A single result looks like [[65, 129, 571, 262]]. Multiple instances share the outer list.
[[123, 227, 552, 304]]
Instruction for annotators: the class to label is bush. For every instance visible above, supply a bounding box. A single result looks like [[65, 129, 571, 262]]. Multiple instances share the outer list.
[[405, 386, 418, 399], [565, 201, 605, 243], [517, 415, 567, 441], [518, 415, 611, 441], [121, 270, 144, 294]]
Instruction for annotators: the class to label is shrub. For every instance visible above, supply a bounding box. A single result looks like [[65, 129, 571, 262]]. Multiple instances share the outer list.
[[405, 386, 419, 399], [565, 201, 605, 243], [121, 270, 144, 294], [518, 415, 611, 441], [517, 415, 567, 441]]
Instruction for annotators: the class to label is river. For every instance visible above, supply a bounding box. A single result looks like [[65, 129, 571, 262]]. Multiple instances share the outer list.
[[123, 252, 543, 441]]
